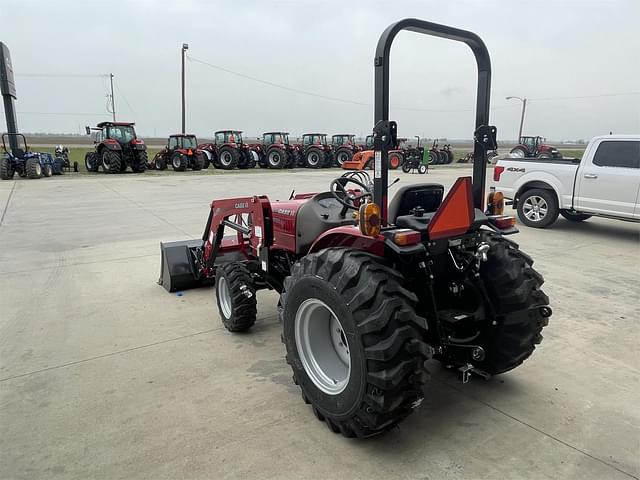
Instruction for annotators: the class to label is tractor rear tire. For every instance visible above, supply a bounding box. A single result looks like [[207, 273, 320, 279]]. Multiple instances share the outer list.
[[215, 262, 257, 332], [510, 146, 527, 158], [267, 149, 287, 169], [429, 150, 438, 165], [171, 153, 187, 172], [43, 164, 53, 177], [471, 233, 551, 375], [0, 157, 14, 179], [85, 152, 99, 172], [133, 151, 147, 173], [26, 158, 42, 179], [560, 210, 592, 222], [155, 155, 167, 170], [335, 149, 352, 166], [192, 153, 205, 171], [305, 148, 323, 169], [280, 248, 431, 438], [102, 150, 121, 173], [218, 147, 239, 170], [73, 161, 79, 173]]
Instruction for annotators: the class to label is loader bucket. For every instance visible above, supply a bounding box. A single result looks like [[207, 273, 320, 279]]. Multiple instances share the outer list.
[[158, 240, 212, 292]]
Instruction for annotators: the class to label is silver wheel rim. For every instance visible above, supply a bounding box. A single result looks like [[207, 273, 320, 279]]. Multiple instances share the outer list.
[[338, 152, 348, 164], [102, 153, 110, 169], [511, 149, 525, 158], [308, 153, 319, 166], [294, 298, 351, 395], [35, 163, 42, 176], [251, 151, 259, 162], [269, 151, 280, 165], [173, 156, 181, 169], [221, 152, 232, 166], [523, 195, 548, 222], [217, 276, 232, 319]]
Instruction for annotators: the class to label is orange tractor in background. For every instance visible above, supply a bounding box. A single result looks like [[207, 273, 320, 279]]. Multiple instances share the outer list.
[[341, 134, 404, 171]]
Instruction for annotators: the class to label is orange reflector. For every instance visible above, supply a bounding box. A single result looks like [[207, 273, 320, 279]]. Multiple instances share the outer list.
[[427, 177, 474, 240], [489, 215, 516, 229], [393, 229, 421, 246], [358, 202, 381, 237], [486, 189, 505, 215]]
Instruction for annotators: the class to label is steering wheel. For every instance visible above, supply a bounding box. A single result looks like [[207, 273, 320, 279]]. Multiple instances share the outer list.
[[330, 175, 373, 210]]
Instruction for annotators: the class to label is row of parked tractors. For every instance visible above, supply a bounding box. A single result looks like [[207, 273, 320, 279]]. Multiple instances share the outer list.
[[79, 121, 463, 174]]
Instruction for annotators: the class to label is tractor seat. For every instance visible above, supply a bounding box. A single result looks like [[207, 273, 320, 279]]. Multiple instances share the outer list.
[[388, 183, 444, 224], [12, 148, 26, 158]]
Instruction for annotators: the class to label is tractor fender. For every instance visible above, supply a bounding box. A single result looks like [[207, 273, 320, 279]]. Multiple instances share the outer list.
[[307, 225, 385, 256]]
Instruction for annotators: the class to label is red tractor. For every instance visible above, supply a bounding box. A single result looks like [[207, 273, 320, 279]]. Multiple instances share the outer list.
[[196, 130, 256, 170], [150, 134, 206, 171], [84, 122, 147, 173], [255, 132, 298, 169], [299, 133, 333, 168], [510, 135, 562, 159], [159, 19, 551, 438], [331, 134, 362, 166]]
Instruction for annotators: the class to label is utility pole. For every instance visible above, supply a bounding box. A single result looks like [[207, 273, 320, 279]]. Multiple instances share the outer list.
[[181, 43, 189, 134], [506, 96, 527, 141], [109, 73, 116, 121]]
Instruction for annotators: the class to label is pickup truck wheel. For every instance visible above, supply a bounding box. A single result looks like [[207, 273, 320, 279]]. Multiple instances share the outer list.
[[517, 189, 559, 228], [560, 210, 591, 222]]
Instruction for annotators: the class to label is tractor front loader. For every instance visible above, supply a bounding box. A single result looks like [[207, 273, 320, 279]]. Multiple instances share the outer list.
[[158, 18, 551, 439]]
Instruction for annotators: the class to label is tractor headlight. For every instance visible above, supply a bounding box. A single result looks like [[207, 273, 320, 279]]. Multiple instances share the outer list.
[[358, 202, 381, 237]]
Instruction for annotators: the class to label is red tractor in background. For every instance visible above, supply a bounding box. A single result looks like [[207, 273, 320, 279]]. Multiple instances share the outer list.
[[197, 130, 256, 170], [331, 134, 363, 166], [150, 134, 206, 171], [298, 133, 333, 168], [255, 132, 298, 169], [510, 135, 562, 159], [84, 122, 147, 173], [159, 19, 551, 439]]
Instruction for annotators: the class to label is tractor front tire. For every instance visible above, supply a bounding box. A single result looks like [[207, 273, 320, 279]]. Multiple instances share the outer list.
[[0, 157, 14, 180], [215, 262, 257, 332], [335, 149, 352, 166], [267, 149, 287, 169], [43, 164, 53, 177], [171, 153, 187, 172], [305, 148, 323, 169], [26, 158, 42, 179], [280, 248, 431, 438], [102, 150, 121, 173], [218, 147, 240, 170], [85, 152, 99, 172], [472, 233, 551, 374]]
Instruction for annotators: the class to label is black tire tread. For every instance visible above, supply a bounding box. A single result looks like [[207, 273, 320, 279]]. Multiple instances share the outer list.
[[217, 262, 257, 332], [476, 233, 550, 374], [280, 248, 431, 438]]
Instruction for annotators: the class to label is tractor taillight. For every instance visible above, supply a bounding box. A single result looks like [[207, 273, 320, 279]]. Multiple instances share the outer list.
[[392, 229, 421, 246], [493, 166, 504, 182], [489, 215, 516, 230], [427, 177, 474, 240], [358, 202, 381, 237]]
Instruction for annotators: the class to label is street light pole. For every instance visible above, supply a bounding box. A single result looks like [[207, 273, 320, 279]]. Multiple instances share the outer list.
[[181, 43, 189, 134], [506, 96, 527, 141], [109, 73, 116, 122]]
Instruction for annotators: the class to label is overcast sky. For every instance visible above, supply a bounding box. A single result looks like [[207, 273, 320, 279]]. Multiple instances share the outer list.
[[2, 0, 639, 140]]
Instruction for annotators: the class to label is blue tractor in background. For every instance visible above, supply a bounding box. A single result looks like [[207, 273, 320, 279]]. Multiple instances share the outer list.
[[0, 133, 61, 180]]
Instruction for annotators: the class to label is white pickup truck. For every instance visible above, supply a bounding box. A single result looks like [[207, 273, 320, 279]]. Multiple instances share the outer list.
[[491, 135, 640, 228]]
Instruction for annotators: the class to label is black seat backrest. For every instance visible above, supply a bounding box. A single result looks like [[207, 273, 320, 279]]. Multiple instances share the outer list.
[[388, 183, 444, 224], [12, 148, 26, 158]]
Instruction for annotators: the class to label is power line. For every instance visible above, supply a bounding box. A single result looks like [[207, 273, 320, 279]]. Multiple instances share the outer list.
[[15, 73, 109, 78], [529, 92, 640, 102], [113, 81, 136, 116], [17, 111, 111, 116]]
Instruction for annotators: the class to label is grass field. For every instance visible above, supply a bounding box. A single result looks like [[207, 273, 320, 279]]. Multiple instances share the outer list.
[[30, 145, 587, 175]]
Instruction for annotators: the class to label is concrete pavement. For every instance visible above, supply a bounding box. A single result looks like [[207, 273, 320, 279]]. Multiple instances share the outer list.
[[1, 167, 638, 480]]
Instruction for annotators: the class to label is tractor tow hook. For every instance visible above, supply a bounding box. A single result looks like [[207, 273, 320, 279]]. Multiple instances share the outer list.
[[458, 363, 491, 384]]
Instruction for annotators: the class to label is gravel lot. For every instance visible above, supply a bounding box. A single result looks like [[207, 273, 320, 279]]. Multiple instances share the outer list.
[[1, 166, 638, 480]]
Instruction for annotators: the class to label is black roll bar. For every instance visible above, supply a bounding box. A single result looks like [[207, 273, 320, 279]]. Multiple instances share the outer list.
[[372, 19, 496, 224]]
